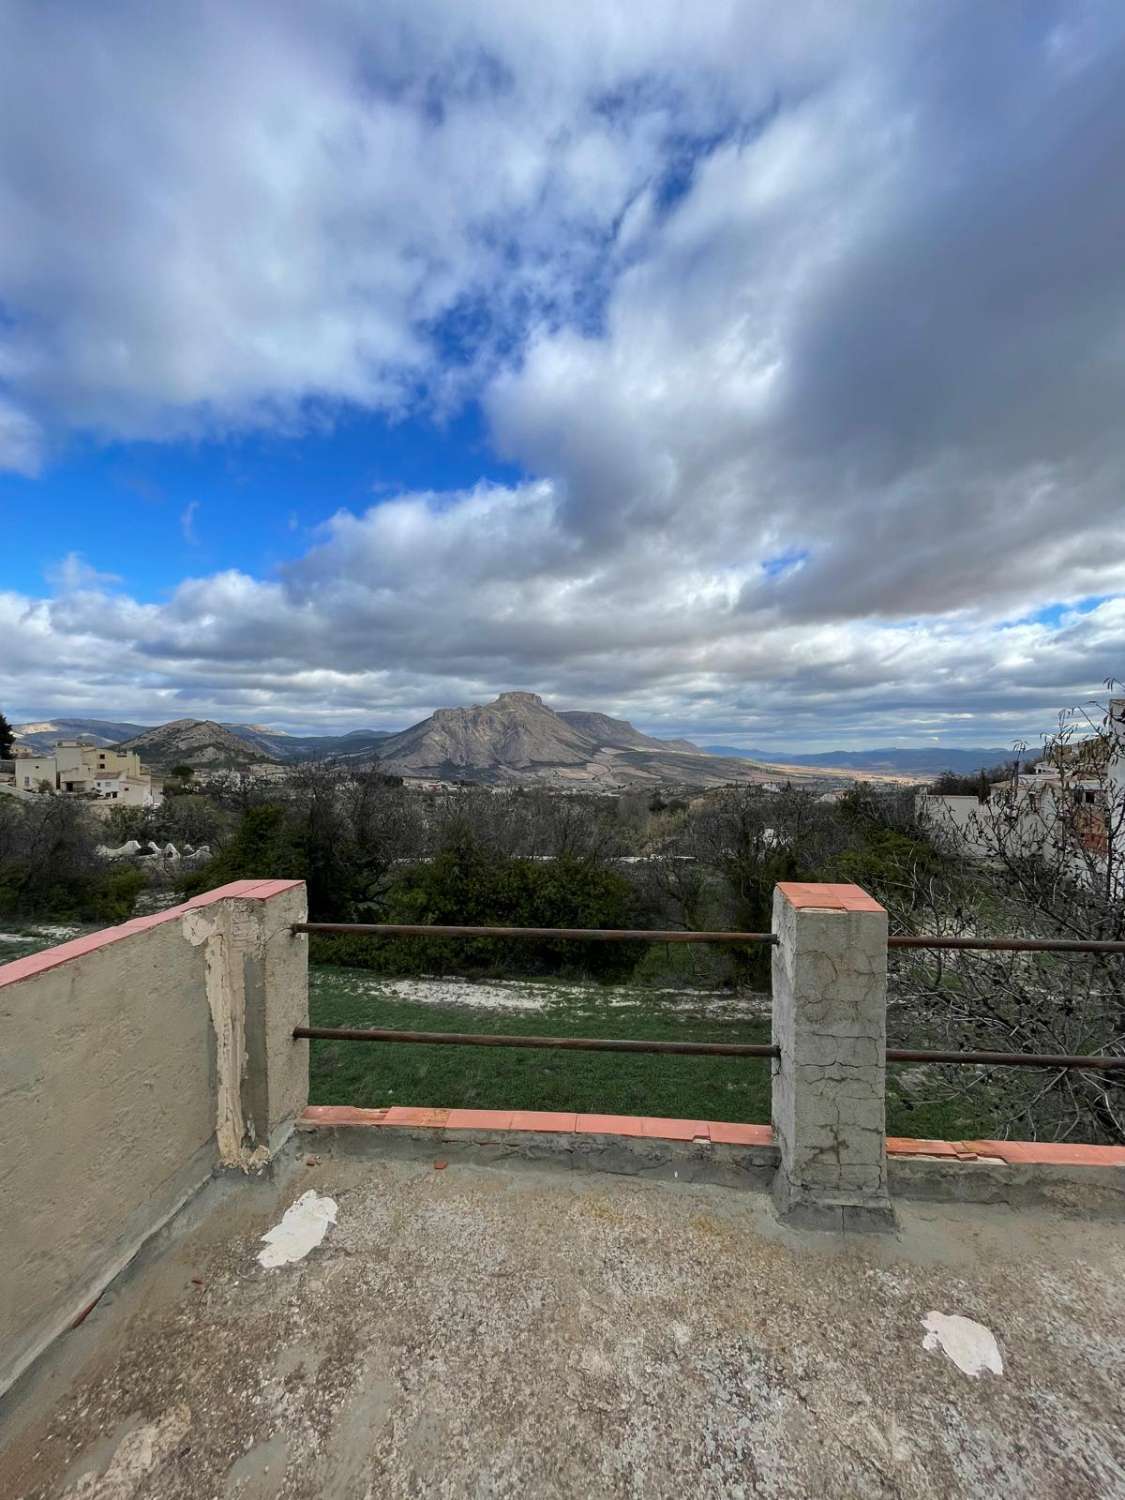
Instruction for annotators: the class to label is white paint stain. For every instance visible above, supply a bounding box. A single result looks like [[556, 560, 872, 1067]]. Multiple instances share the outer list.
[[258, 1191, 338, 1268], [922, 1312, 1003, 1377]]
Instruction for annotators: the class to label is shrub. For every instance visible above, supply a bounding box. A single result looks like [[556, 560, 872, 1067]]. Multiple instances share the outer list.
[[314, 833, 640, 981]]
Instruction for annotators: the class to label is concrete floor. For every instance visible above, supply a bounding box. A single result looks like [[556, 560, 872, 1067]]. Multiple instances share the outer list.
[[2, 1146, 1123, 1499]]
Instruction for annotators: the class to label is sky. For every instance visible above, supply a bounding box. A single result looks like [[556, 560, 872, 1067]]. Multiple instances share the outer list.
[[2, 1, 1125, 752]]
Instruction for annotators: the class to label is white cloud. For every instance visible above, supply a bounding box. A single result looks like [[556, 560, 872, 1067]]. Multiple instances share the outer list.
[[180, 500, 200, 545], [0, 396, 41, 476], [2, 3, 1125, 744]]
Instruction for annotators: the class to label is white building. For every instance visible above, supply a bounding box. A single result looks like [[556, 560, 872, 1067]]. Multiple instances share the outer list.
[[11, 741, 162, 807]]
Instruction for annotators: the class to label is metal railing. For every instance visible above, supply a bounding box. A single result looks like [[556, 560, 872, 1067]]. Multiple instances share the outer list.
[[291, 921, 1125, 1071]]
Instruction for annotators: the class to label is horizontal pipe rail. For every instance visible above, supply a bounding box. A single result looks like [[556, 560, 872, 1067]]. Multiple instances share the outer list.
[[293, 1025, 779, 1057], [888, 935, 1125, 953], [295, 1026, 1124, 1070], [293, 922, 1125, 954], [886, 1048, 1125, 1070], [293, 922, 777, 943]]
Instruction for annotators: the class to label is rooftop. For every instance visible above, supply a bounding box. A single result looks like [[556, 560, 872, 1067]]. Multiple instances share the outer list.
[[2, 1140, 1123, 1500], [2, 878, 1123, 1499]]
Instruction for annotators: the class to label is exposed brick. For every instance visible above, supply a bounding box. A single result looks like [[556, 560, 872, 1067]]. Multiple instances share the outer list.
[[383, 1106, 450, 1127]]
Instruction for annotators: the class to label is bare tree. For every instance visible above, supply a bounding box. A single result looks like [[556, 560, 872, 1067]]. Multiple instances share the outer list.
[[904, 688, 1125, 1142]]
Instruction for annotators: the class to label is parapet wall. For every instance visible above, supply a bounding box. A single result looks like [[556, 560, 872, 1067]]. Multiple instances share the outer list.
[[0, 879, 307, 1395]]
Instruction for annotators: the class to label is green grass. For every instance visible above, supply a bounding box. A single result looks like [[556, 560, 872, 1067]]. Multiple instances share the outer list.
[[307, 965, 1002, 1136], [0, 920, 91, 963], [308, 966, 775, 1122]]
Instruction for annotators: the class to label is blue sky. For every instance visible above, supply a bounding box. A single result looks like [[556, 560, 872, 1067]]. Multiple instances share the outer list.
[[2, 2, 1124, 750], [1, 407, 520, 601]]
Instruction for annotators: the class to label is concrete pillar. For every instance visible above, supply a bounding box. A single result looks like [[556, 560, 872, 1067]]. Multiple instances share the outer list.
[[770, 882, 894, 1232], [183, 879, 309, 1167]]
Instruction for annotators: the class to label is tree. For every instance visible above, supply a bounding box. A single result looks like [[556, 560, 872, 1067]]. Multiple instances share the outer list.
[[903, 688, 1125, 1142], [0, 796, 144, 920], [169, 764, 195, 782], [0, 711, 13, 759]]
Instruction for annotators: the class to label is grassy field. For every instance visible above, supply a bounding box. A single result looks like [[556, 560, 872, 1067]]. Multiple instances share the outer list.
[[308, 965, 999, 1137], [0, 921, 89, 962]]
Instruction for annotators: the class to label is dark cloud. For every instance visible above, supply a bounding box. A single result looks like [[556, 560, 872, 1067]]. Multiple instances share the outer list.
[[1, 2, 1124, 745]]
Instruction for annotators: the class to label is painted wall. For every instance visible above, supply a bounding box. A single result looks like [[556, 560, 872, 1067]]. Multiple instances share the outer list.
[[0, 879, 307, 1395]]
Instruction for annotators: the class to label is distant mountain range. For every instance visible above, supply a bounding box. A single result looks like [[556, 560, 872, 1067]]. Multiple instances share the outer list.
[[12, 699, 781, 786], [11, 703, 988, 785], [12, 717, 394, 767], [701, 745, 1016, 775], [12, 718, 151, 752]]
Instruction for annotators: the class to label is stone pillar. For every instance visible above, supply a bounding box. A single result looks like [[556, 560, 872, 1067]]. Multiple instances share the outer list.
[[770, 882, 894, 1232], [183, 879, 309, 1167]]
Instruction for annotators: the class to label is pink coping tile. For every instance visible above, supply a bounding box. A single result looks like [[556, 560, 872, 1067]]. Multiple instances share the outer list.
[[708, 1121, 774, 1147], [974, 1139, 1125, 1167], [236, 878, 305, 899], [640, 1117, 709, 1141], [444, 1109, 515, 1130], [383, 1106, 450, 1127], [576, 1113, 646, 1137], [886, 1137, 959, 1157], [509, 1111, 579, 1133], [0, 878, 304, 991], [301, 1105, 388, 1127], [777, 881, 884, 913]]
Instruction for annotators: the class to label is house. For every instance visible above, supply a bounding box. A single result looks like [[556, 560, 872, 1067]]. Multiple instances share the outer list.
[[916, 699, 1124, 891]]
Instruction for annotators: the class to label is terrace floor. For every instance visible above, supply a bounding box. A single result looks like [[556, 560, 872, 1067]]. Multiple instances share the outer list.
[[1, 1143, 1123, 1499]]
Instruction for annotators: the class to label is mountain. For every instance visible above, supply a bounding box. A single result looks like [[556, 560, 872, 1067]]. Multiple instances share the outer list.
[[377, 692, 594, 773], [13, 718, 147, 753], [116, 719, 276, 769], [701, 745, 1016, 776], [375, 691, 796, 788], [557, 711, 703, 755]]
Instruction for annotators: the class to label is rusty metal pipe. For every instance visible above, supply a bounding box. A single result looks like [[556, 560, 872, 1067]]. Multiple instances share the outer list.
[[889, 1048, 1124, 1069], [888, 935, 1125, 953], [294, 1025, 779, 1058], [295, 1026, 1123, 1070], [293, 922, 777, 943]]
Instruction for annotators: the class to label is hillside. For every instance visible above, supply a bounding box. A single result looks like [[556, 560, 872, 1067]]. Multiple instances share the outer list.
[[116, 719, 276, 769], [557, 710, 702, 755]]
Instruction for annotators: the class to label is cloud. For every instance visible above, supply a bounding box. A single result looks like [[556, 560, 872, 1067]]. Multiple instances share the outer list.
[[1, 3, 1125, 744], [3, 495, 1123, 748], [43, 553, 123, 594], [0, 0, 842, 456], [0, 395, 41, 476], [180, 500, 200, 545]]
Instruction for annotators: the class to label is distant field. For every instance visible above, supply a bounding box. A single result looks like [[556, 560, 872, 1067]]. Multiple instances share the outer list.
[[0, 922, 89, 961], [307, 965, 998, 1138]]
